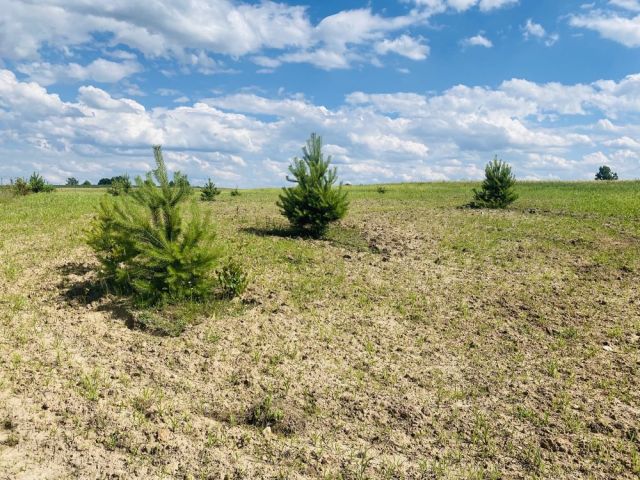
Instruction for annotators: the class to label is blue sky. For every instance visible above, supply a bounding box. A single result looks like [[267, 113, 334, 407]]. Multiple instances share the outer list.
[[0, 0, 639, 186]]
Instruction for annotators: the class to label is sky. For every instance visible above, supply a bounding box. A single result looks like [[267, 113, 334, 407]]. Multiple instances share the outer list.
[[0, 0, 639, 187]]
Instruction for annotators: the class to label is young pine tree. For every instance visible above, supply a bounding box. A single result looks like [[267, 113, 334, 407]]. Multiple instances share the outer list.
[[87, 145, 219, 304], [471, 156, 518, 209], [201, 179, 221, 201], [277, 133, 348, 235]]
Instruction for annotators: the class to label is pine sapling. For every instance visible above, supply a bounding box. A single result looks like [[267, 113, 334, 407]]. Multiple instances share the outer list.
[[277, 133, 349, 235], [470, 156, 518, 209], [201, 179, 221, 201]]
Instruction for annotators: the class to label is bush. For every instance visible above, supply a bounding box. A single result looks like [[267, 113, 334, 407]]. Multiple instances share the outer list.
[[216, 260, 248, 299], [12, 178, 30, 196], [277, 133, 349, 235], [87, 145, 220, 305], [66, 177, 79, 187], [82, 180, 92, 186], [107, 174, 131, 196], [470, 157, 518, 209], [28, 172, 55, 193], [98, 178, 112, 186], [595, 165, 618, 181], [201, 179, 221, 201], [230, 188, 240, 197], [376, 186, 387, 194]]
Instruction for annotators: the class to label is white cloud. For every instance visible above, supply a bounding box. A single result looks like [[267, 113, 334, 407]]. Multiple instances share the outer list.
[[375, 35, 430, 60], [570, 10, 640, 47], [16, 59, 141, 86], [609, 0, 640, 11], [461, 34, 493, 48], [2, 68, 640, 185], [523, 19, 559, 46]]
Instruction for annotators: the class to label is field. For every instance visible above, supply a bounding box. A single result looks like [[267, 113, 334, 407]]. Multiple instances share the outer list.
[[0, 182, 639, 479]]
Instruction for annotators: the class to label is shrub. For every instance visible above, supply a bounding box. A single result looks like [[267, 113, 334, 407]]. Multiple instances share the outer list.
[[201, 179, 221, 201], [216, 260, 248, 298], [66, 177, 79, 187], [12, 178, 30, 196], [87, 145, 220, 305], [107, 174, 132, 196], [470, 156, 518, 209], [28, 172, 55, 193], [376, 186, 387, 194], [82, 180, 92, 186], [595, 165, 618, 181], [98, 178, 112, 186], [277, 133, 349, 236], [230, 188, 240, 197]]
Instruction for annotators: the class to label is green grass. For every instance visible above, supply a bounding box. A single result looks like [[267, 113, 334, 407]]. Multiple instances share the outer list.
[[0, 181, 638, 478]]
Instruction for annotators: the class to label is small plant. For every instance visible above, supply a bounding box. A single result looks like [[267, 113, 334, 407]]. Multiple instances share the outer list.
[[469, 156, 518, 209], [12, 178, 30, 196], [230, 188, 240, 197], [87, 145, 220, 305], [216, 260, 248, 298], [277, 133, 349, 236], [107, 175, 131, 196], [28, 173, 55, 193], [595, 165, 618, 181], [248, 394, 284, 428], [376, 186, 387, 194], [201, 179, 221, 201]]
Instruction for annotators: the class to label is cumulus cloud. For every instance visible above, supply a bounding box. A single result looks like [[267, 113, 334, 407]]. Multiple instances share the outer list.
[[461, 34, 493, 48], [523, 19, 559, 46], [2, 68, 640, 185], [16, 59, 142, 86], [374, 35, 430, 60], [570, 10, 640, 47]]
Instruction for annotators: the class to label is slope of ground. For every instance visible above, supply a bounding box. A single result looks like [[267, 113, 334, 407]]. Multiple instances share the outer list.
[[0, 182, 639, 479]]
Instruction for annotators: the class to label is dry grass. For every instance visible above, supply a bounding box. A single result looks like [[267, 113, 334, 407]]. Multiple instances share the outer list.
[[0, 183, 639, 479]]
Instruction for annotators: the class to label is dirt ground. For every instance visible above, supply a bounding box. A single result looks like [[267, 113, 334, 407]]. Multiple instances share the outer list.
[[0, 185, 639, 479]]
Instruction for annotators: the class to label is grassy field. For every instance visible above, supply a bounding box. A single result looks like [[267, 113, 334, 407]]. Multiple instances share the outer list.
[[0, 182, 639, 479]]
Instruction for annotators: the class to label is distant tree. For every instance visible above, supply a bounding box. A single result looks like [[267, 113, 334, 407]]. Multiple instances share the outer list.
[[12, 178, 30, 196], [595, 165, 618, 181], [469, 156, 518, 209], [107, 174, 132, 196], [66, 177, 79, 187], [169, 172, 190, 189], [82, 180, 92, 186], [201, 179, 221, 201], [277, 133, 349, 236], [28, 172, 55, 193], [98, 178, 112, 186]]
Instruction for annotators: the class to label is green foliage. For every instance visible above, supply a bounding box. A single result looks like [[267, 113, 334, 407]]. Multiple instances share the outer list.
[[98, 178, 112, 186], [82, 180, 92, 186], [216, 260, 248, 298], [376, 186, 387, 194], [87, 145, 220, 305], [470, 156, 518, 209], [107, 174, 132, 196], [66, 177, 79, 187], [28, 172, 55, 193], [230, 188, 241, 197], [248, 394, 284, 428], [595, 165, 618, 181], [201, 179, 220, 201], [12, 178, 30, 196], [277, 133, 349, 235], [169, 172, 190, 189]]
